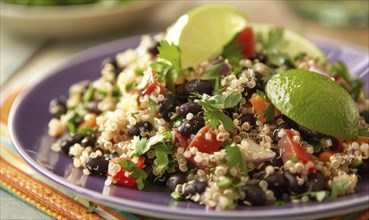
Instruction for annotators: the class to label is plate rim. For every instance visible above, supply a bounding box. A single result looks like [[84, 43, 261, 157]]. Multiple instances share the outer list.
[[8, 34, 369, 219]]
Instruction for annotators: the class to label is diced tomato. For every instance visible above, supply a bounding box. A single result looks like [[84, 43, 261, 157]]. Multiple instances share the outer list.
[[188, 126, 223, 154], [173, 128, 190, 148], [236, 27, 255, 58], [142, 70, 168, 95], [109, 157, 145, 187], [278, 129, 316, 173], [185, 126, 223, 167]]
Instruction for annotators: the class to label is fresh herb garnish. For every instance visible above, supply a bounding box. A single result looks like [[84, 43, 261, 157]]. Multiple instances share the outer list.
[[225, 142, 247, 174], [256, 26, 288, 52], [131, 132, 172, 155], [193, 91, 241, 131], [256, 90, 277, 122], [293, 191, 328, 202], [76, 127, 97, 136], [149, 98, 156, 115], [330, 178, 351, 199], [118, 160, 147, 190], [222, 34, 244, 66], [200, 63, 223, 91], [83, 85, 95, 102], [331, 60, 364, 101], [150, 40, 183, 94], [125, 80, 138, 92]]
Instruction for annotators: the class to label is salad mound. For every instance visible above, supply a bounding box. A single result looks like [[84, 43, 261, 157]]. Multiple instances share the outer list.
[[47, 5, 369, 210]]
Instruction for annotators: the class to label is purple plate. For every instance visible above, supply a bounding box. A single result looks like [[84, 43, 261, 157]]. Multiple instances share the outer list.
[[9, 35, 369, 220]]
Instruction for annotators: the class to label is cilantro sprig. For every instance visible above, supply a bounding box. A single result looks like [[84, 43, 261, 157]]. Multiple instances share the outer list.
[[150, 40, 183, 94], [192, 91, 241, 132], [330, 60, 364, 101], [118, 160, 148, 190], [225, 142, 247, 174]]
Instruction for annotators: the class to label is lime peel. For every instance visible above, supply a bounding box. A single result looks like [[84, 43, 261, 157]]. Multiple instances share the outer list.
[[266, 69, 359, 140], [165, 4, 248, 68]]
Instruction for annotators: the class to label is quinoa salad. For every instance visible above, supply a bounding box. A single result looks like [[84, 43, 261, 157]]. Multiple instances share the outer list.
[[47, 26, 369, 210]]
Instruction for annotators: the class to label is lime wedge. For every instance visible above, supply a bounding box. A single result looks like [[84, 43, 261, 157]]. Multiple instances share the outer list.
[[265, 69, 359, 140], [250, 23, 326, 62], [165, 4, 248, 68]]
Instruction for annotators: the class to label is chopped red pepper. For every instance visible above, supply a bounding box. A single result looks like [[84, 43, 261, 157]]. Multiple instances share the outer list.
[[109, 157, 145, 187], [278, 129, 316, 173], [236, 27, 255, 58]]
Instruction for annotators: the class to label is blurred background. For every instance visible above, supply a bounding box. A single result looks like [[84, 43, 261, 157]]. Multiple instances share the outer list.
[[1, 0, 369, 89]]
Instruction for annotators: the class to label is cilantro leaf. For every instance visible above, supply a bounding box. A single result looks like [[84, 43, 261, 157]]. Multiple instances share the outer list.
[[131, 132, 172, 156], [225, 143, 247, 174], [200, 63, 223, 91], [131, 136, 149, 155], [256, 26, 288, 52], [157, 40, 181, 68], [263, 104, 276, 122], [222, 34, 244, 66], [330, 60, 364, 101], [149, 98, 156, 115], [118, 160, 148, 190], [195, 92, 241, 132], [153, 144, 170, 174], [150, 61, 182, 94]]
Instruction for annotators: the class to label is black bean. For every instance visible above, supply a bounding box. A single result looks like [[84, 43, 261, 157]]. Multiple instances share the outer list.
[[60, 134, 84, 155], [177, 115, 205, 137], [158, 95, 176, 121], [360, 110, 369, 123], [86, 155, 109, 176], [49, 98, 67, 119], [183, 184, 197, 197], [86, 101, 101, 115], [328, 136, 340, 151], [192, 181, 207, 194], [306, 171, 327, 192], [250, 52, 267, 63], [254, 72, 265, 90], [283, 115, 324, 140], [264, 172, 287, 198], [241, 184, 267, 206], [270, 148, 284, 167], [128, 121, 153, 137], [284, 172, 306, 194], [166, 173, 186, 192], [239, 113, 256, 128], [177, 102, 203, 117], [147, 41, 160, 56], [184, 80, 212, 95], [357, 159, 369, 178], [60, 139, 74, 155], [273, 122, 290, 143], [175, 84, 189, 102], [81, 136, 97, 148], [183, 181, 207, 196]]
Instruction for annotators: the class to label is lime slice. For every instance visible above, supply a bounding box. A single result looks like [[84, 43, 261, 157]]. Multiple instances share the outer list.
[[250, 23, 326, 62], [165, 4, 248, 68], [265, 69, 359, 140]]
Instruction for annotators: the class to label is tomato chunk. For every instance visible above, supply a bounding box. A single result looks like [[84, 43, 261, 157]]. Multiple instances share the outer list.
[[187, 126, 223, 154], [236, 27, 255, 58], [278, 129, 316, 173], [173, 128, 190, 148], [109, 157, 145, 187], [142, 70, 168, 95]]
